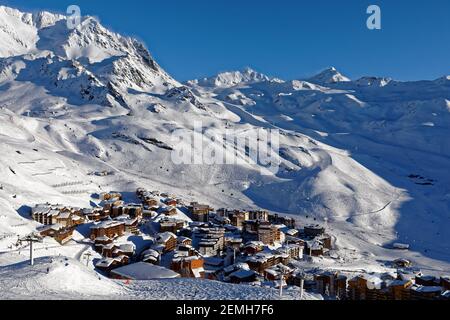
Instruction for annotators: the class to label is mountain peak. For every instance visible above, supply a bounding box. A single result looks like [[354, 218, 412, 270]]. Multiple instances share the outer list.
[[188, 67, 271, 88], [307, 67, 350, 84]]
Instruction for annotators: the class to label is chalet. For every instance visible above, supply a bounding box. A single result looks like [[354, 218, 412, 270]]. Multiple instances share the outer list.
[[141, 249, 160, 265], [285, 236, 305, 247], [171, 255, 205, 279], [229, 212, 246, 228], [160, 218, 185, 233], [248, 210, 269, 221], [264, 264, 294, 282], [156, 232, 177, 253], [318, 234, 332, 250], [393, 258, 412, 268], [243, 220, 260, 234], [165, 198, 178, 207], [82, 208, 104, 221], [305, 239, 325, 257], [111, 204, 124, 218], [246, 251, 289, 274], [304, 224, 325, 238], [315, 272, 348, 298], [32, 205, 62, 226], [142, 209, 157, 219], [101, 243, 117, 258], [110, 262, 180, 280], [189, 202, 213, 222], [347, 275, 413, 300], [122, 204, 143, 219], [99, 201, 118, 218], [198, 238, 221, 257], [39, 224, 74, 245], [225, 237, 243, 251], [115, 216, 140, 234], [90, 220, 125, 240], [216, 208, 228, 217], [144, 197, 159, 207], [268, 214, 296, 228], [415, 275, 439, 287], [277, 244, 303, 260], [113, 243, 136, 258], [94, 236, 113, 253], [285, 229, 299, 237], [244, 241, 264, 255], [194, 227, 225, 256], [56, 211, 82, 228], [95, 255, 129, 273], [210, 214, 231, 226], [280, 217, 296, 229], [204, 257, 225, 271], [136, 188, 146, 198], [160, 206, 178, 216], [257, 225, 279, 245], [177, 236, 193, 247], [229, 269, 258, 284], [387, 279, 413, 300], [348, 275, 371, 300], [289, 272, 316, 291], [99, 192, 122, 201]]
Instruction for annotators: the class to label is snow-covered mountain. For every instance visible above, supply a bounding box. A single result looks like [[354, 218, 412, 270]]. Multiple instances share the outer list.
[[187, 67, 277, 88], [306, 67, 351, 84], [0, 5, 449, 298]]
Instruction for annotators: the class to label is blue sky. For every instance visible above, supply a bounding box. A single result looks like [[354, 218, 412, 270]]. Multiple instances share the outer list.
[[2, 0, 450, 81]]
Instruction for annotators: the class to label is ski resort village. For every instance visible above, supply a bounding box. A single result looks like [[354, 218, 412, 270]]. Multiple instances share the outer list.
[[0, 5, 449, 301], [7, 188, 445, 301]]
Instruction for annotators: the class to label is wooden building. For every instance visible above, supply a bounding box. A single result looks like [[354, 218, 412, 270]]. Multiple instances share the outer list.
[[257, 225, 278, 245], [171, 256, 205, 279], [39, 224, 74, 245], [90, 220, 125, 240], [160, 218, 185, 233], [156, 232, 178, 253], [95, 255, 129, 273], [189, 202, 213, 222]]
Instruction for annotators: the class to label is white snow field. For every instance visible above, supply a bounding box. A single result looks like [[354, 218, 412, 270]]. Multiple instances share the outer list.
[[0, 5, 449, 299], [0, 256, 320, 300]]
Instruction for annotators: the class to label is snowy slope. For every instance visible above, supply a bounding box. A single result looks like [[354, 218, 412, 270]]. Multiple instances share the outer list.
[[0, 256, 320, 300], [0, 5, 449, 300]]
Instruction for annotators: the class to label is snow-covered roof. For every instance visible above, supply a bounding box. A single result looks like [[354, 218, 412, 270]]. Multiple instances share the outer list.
[[142, 249, 159, 258], [38, 223, 64, 233], [58, 211, 72, 219], [94, 236, 111, 242], [204, 257, 224, 266], [177, 236, 192, 243], [95, 258, 115, 268], [411, 285, 442, 293], [110, 262, 180, 280], [286, 229, 299, 236], [47, 209, 61, 217], [229, 269, 256, 280], [118, 243, 136, 253], [157, 232, 177, 243], [90, 220, 125, 229]]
